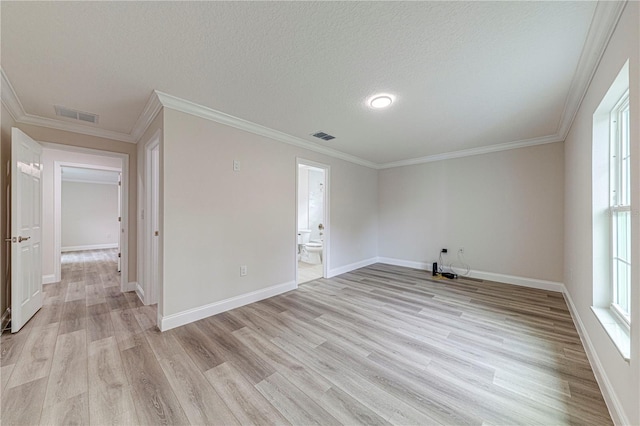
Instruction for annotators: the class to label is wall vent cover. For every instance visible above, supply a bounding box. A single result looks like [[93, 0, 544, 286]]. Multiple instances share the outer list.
[[54, 105, 99, 124], [311, 131, 336, 141]]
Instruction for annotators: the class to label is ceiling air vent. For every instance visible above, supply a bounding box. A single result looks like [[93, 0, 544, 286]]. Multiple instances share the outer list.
[[311, 131, 336, 141], [54, 105, 99, 124]]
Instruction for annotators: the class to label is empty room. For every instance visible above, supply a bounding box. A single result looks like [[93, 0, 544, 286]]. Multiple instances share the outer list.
[[0, 1, 638, 425]]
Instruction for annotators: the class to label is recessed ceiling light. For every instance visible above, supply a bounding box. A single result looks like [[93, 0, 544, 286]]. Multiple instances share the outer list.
[[369, 94, 394, 109]]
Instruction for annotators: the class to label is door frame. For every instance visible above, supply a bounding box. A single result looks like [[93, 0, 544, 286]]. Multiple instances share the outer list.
[[44, 142, 129, 292], [141, 129, 161, 306], [295, 158, 330, 285], [117, 172, 122, 273]]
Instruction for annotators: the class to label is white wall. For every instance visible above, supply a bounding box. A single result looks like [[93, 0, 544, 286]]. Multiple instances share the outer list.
[[41, 147, 121, 281], [162, 108, 378, 322], [297, 166, 309, 230], [61, 181, 119, 251], [298, 166, 325, 240], [307, 168, 324, 241], [564, 2, 639, 424], [378, 142, 564, 285]]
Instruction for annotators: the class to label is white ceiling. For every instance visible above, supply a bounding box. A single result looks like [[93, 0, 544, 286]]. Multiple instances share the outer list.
[[0, 1, 617, 166], [61, 167, 120, 185]]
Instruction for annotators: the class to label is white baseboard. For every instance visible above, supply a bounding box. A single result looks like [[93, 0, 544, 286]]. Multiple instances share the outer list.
[[376, 257, 431, 271], [42, 274, 57, 284], [135, 282, 145, 303], [376, 257, 564, 292], [160, 280, 297, 332], [327, 257, 378, 278], [454, 268, 564, 292], [563, 289, 629, 426], [61, 243, 118, 252], [123, 281, 137, 292]]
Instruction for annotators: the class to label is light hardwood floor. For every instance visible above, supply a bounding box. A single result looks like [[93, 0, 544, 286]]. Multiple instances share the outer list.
[[1, 250, 612, 425]]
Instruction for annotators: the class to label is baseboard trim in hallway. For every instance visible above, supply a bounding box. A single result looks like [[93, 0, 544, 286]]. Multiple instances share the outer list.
[[42, 274, 57, 285]]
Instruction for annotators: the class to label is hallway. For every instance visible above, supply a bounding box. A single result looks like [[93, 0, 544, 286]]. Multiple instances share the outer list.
[[1, 249, 156, 424]]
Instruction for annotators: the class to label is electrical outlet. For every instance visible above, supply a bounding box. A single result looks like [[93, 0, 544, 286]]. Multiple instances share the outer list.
[[233, 160, 240, 172], [240, 265, 247, 276]]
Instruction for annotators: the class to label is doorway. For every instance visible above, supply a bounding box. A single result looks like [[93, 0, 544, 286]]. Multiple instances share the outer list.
[[59, 166, 121, 256], [45, 143, 129, 293], [296, 159, 329, 285], [7, 134, 129, 332], [141, 130, 160, 307], [59, 166, 122, 292]]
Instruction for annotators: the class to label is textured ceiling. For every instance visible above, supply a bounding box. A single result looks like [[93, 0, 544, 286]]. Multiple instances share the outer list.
[[1, 1, 597, 164]]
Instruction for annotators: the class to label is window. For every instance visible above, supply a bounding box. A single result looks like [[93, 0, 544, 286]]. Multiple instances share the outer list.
[[610, 90, 630, 325], [592, 60, 630, 360]]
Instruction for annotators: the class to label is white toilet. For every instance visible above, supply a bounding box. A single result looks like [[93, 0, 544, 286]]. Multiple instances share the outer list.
[[298, 229, 323, 264]]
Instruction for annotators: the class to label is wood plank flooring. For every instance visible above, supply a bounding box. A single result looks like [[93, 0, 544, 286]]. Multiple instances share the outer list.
[[1, 250, 612, 425]]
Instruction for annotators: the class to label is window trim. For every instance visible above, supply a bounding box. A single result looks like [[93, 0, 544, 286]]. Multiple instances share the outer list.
[[591, 59, 630, 362], [609, 206, 631, 327], [610, 302, 630, 328], [609, 90, 631, 325], [609, 90, 630, 208]]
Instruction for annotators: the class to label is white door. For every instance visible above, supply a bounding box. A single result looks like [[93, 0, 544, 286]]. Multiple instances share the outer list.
[[144, 137, 160, 306], [117, 173, 122, 272], [10, 128, 43, 333], [150, 145, 159, 304]]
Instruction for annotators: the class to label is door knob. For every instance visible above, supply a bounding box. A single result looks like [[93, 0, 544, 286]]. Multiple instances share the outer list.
[[18, 236, 30, 242]]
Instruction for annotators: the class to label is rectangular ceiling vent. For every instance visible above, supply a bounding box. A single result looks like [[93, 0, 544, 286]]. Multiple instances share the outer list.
[[54, 105, 99, 124], [311, 131, 336, 141]]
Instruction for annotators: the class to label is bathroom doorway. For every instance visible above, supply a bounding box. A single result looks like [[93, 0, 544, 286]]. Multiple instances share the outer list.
[[296, 159, 329, 285]]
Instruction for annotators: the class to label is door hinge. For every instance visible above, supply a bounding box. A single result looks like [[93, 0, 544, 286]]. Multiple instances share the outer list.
[[118, 253, 121, 258], [118, 216, 121, 222]]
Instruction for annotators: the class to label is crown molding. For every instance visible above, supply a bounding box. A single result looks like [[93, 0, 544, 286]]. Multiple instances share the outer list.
[[130, 90, 163, 141], [378, 134, 563, 169], [556, 0, 627, 140], [1, 69, 25, 121], [154, 91, 379, 169], [15, 113, 136, 143], [3, 0, 625, 169], [1, 68, 136, 143]]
